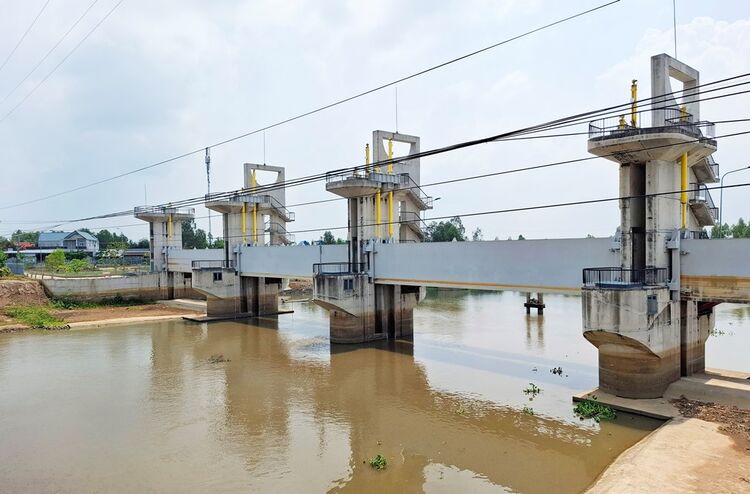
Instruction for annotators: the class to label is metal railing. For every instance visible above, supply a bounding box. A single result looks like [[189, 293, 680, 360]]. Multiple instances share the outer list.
[[313, 262, 366, 276], [588, 107, 713, 140], [192, 259, 234, 269], [267, 196, 295, 222], [399, 211, 427, 233], [398, 174, 434, 209], [705, 155, 720, 179], [265, 221, 296, 244], [689, 183, 719, 221], [134, 205, 195, 216], [582, 267, 668, 288]]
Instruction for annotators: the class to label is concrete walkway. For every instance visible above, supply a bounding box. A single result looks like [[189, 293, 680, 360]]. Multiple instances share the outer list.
[[587, 417, 750, 493]]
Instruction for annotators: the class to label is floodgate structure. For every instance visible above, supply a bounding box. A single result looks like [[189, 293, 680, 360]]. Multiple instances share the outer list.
[[42, 54, 750, 400]]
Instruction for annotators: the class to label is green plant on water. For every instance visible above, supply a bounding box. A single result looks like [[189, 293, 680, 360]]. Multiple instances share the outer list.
[[368, 454, 387, 470], [4, 306, 66, 329], [522, 405, 535, 415], [573, 399, 617, 422], [523, 383, 541, 398]]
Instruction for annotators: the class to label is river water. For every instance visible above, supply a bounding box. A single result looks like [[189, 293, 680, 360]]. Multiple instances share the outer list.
[[0, 291, 747, 493]]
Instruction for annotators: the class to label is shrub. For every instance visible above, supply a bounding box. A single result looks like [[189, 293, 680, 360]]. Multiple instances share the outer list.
[[368, 454, 387, 470], [65, 259, 92, 273]]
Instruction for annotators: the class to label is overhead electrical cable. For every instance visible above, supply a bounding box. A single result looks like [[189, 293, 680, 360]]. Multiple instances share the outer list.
[[0, 0, 53, 75], [0, 0, 101, 108], [17, 126, 750, 233], [0, 0, 622, 208], [0, 0, 125, 124]]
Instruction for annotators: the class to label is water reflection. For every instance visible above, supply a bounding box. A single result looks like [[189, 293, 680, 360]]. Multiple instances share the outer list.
[[5, 292, 724, 493], [525, 314, 545, 350], [140, 310, 658, 493]]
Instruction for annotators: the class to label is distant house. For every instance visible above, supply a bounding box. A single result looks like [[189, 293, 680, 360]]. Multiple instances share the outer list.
[[37, 230, 99, 254], [38, 231, 69, 249], [62, 231, 99, 253]]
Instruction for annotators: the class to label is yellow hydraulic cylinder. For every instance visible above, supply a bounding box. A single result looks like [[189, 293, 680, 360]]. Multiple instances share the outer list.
[[681, 153, 688, 229], [388, 191, 394, 238], [375, 190, 381, 238], [251, 170, 258, 245], [241, 202, 247, 243], [365, 143, 370, 175], [630, 79, 638, 127], [387, 138, 393, 174]]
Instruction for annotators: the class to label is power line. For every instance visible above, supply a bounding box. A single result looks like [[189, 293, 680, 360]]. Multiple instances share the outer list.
[[9, 78, 750, 228], [0, 0, 101, 108], [0, 0, 621, 209], [180, 181, 750, 238], [13, 126, 750, 235], [0, 0, 53, 75], [0, 0, 125, 124], [110, 83, 750, 213]]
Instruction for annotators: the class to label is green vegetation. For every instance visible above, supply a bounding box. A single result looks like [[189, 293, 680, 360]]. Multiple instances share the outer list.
[[523, 383, 542, 398], [64, 259, 92, 273], [425, 216, 466, 242], [321, 231, 347, 245], [522, 405, 535, 415], [573, 399, 617, 422], [368, 454, 387, 470], [4, 306, 66, 329], [711, 218, 750, 239], [45, 249, 66, 271], [50, 295, 152, 310]]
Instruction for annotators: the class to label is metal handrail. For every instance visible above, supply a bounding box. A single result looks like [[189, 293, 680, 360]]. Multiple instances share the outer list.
[[399, 211, 426, 229], [313, 262, 366, 275], [134, 205, 195, 216], [582, 267, 668, 287], [588, 107, 713, 140], [192, 259, 234, 269]]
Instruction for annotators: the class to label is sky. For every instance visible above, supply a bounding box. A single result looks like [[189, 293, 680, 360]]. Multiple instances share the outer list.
[[0, 0, 749, 243]]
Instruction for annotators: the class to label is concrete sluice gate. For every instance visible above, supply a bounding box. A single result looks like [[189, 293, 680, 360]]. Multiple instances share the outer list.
[[116, 54, 750, 400]]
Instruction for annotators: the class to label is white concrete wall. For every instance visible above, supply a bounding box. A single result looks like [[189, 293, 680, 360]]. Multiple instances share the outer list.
[[238, 244, 348, 279], [167, 248, 224, 273], [41, 272, 167, 301], [373, 238, 619, 293]]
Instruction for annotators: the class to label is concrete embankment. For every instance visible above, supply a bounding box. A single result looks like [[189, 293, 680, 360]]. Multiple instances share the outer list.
[[587, 417, 749, 493], [584, 370, 750, 492]]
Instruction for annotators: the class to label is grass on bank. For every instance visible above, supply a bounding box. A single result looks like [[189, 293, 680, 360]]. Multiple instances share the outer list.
[[49, 295, 154, 310], [4, 305, 67, 329]]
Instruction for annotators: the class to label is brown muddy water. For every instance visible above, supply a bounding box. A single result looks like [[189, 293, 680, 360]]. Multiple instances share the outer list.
[[0, 291, 747, 493]]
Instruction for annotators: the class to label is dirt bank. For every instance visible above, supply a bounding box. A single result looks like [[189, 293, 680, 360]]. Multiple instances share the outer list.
[[52, 304, 203, 323], [0, 280, 48, 308], [280, 279, 312, 301], [672, 396, 750, 449]]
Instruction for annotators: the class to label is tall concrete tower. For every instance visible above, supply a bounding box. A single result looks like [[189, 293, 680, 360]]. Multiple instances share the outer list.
[[314, 130, 433, 343], [134, 205, 196, 271], [582, 54, 719, 398]]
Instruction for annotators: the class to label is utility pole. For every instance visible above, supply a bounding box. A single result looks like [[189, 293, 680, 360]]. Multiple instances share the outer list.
[[205, 147, 212, 243]]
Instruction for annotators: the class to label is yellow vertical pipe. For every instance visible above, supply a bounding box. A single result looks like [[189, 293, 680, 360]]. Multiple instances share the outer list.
[[252, 170, 257, 245], [375, 190, 381, 238], [387, 138, 393, 174], [365, 143, 370, 175], [167, 214, 173, 240], [630, 79, 638, 127], [387, 138, 394, 238], [241, 203, 247, 243], [681, 153, 688, 229]]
